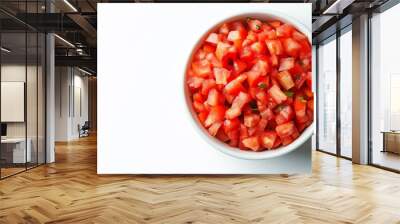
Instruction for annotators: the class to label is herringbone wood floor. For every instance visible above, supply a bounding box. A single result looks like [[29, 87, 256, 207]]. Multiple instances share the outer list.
[[1, 134, 400, 224]]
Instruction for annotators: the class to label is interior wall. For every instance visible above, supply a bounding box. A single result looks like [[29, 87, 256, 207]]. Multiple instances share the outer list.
[[88, 77, 97, 132], [0, 64, 41, 138], [55, 66, 89, 141], [55, 66, 70, 141]]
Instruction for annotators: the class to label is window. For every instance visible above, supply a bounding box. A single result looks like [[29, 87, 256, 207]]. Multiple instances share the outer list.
[[371, 3, 400, 171], [339, 27, 352, 158], [317, 36, 337, 154]]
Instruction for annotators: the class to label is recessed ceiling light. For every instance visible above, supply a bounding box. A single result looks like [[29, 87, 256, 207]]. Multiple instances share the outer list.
[[63, 0, 78, 12], [78, 67, 93, 76], [1, 47, 11, 53], [323, 0, 354, 15], [54, 34, 75, 48]]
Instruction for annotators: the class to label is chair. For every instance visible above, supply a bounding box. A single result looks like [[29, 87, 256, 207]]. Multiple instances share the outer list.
[[79, 121, 90, 138]]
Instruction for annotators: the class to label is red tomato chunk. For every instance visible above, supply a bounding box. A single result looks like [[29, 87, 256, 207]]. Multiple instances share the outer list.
[[187, 18, 313, 151]]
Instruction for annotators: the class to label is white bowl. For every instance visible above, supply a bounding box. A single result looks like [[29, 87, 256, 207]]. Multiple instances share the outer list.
[[184, 11, 313, 160]]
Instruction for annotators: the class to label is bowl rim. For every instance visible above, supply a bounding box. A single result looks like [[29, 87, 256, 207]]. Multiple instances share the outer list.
[[183, 10, 314, 160]]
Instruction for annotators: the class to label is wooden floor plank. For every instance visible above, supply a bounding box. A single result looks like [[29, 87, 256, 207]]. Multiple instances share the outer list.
[[0, 134, 400, 223]]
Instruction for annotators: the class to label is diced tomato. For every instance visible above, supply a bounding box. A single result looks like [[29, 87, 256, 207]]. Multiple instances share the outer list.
[[193, 101, 205, 112], [246, 31, 258, 42], [216, 128, 230, 142], [277, 71, 295, 90], [225, 92, 251, 119], [268, 85, 287, 104], [260, 131, 277, 149], [239, 124, 249, 149], [215, 42, 231, 61], [299, 40, 311, 56], [305, 71, 312, 88], [224, 118, 241, 133], [247, 127, 257, 137], [257, 30, 268, 42], [204, 105, 226, 127], [208, 122, 222, 136], [278, 57, 295, 72], [294, 96, 307, 123], [283, 38, 301, 57], [250, 41, 266, 54], [227, 128, 239, 140], [255, 90, 268, 105], [198, 111, 208, 125], [187, 76, 204, 90], [201, 79, 216, 96], [272, 137, 282, 148], [239, 124, 248, 137], [291, 127, 300, 139], [203, 44, 215, 53], [205, 53, 221, 68], [293, 73, 306, 90], [228, 30, 244, 42], [292, 31, 307, 41], [271, 76, 280, 87], [300, 57, 311, 71], [269, 21, 281, 28], [214, 67, 231, 85], [307, 109, 314, 121], [256, 118, 268, 133], [192, 60, 211, 78], [260, 107, 274, 121], [193, 92, 204, 102], [240, 46, 254, 62], [281, 136, 294, 146], [244, 114, 260, 128], [276, 24, 293, 38], [269, 54, 279, 67], [275, 122, 296, 138], [304, 88, 313, 99], [219, 23, 230, 35], [207, 88, 220, 106], [289, 62, 304, 76], [265, 39, 283, 55], [275, 105, 294, 125], [307, 99, 314, 111], [251, 59, 269, 76], [257, 101, 267, 112], [223, 91, 235, 104], [205, 33, 219, 45], [222, 46, 238, 68], [233, 59, 247, 75], [247, 19, 263, 32], [194, 49, 206, 61], [246, 71, 262, 87], [224, 74, 247, 95], [242, 136, 261, 151], [231, 21, 246, 32]]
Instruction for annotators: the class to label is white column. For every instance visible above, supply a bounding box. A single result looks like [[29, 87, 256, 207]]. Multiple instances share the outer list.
[[46, 1, 55, 163], [352, 14, 369, 164]]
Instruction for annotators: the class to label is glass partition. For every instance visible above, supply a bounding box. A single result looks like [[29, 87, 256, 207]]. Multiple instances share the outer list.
[[38, 32, 45, 165], [0, 2, 46, 179], [27, 31, 38, 169], [0, 31, 28, 177]]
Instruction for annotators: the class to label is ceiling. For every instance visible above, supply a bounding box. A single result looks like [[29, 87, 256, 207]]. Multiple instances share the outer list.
[[0, 0, 393, 74]]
